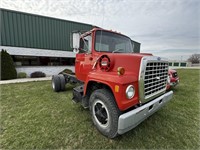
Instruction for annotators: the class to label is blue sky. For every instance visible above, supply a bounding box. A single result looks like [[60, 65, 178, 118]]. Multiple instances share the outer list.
[[1, 0, 199, 61]]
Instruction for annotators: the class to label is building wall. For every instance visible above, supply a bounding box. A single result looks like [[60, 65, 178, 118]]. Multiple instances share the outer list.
[[16, 66, 75, 77], [0, 46, 75, 58], [0, 9, 93, 76], [1, 8, 93, 51], [1, 9, 142, 76]]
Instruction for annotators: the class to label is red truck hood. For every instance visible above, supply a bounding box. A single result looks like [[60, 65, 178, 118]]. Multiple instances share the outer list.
[[104, 53, 152, 75]]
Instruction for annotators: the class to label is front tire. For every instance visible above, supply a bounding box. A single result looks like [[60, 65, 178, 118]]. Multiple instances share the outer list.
[[89, 89, 120, 138]]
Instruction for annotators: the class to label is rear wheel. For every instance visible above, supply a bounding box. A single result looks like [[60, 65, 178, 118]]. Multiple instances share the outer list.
[[58, 74, 66, 91], [52, 75, 61, 92], [89, 89, 120, 138]]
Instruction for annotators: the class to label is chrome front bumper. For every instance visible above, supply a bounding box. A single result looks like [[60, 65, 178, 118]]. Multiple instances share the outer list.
[[118, 90, 173, 134]]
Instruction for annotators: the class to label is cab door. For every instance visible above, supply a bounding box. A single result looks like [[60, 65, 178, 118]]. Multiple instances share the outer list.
[[75, 34, 93, 81]]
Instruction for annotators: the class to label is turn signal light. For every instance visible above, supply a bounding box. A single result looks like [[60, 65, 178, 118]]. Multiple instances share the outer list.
[[117, 67, 125, 75], [115, 85, 119, 92]]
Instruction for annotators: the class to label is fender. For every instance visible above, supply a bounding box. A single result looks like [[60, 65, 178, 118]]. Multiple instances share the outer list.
[[84, 71, 140, 111]]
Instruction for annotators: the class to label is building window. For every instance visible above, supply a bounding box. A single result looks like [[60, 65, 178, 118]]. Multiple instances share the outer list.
[[180, 63, 186, 67], [174, 62, 179, 66], [12, 55, 75, 66]]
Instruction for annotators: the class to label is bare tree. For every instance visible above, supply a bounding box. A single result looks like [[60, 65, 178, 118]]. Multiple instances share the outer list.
[[188, 54, 200, 64]]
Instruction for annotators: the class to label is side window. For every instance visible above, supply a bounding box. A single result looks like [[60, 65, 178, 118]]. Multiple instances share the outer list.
[[80, 34, 92, 53]]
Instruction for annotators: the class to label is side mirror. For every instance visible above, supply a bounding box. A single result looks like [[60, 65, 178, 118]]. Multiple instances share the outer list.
[[72, 33, 80, 52]]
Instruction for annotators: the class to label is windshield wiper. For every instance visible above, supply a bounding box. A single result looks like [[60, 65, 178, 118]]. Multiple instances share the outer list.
[[112, 48, 124, 53]]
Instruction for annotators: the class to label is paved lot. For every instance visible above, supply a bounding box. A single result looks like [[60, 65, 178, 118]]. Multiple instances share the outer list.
[[0, 77, 51, 84]]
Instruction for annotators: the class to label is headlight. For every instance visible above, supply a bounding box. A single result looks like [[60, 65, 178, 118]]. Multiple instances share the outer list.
[[126, 85, 135, 99], [167, 75, 170, 83]]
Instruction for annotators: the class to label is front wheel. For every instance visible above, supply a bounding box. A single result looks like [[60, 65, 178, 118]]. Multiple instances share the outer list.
[[89, 89, 120, 138]]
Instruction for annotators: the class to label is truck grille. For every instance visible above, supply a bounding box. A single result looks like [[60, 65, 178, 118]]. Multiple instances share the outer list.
[[144, 62, 168, 98]]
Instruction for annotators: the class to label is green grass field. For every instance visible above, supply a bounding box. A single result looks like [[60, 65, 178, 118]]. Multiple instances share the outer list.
[[0, 69, 199, 149]]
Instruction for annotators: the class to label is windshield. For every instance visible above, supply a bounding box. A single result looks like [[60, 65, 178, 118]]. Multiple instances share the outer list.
[[95, 30, 133, 53]]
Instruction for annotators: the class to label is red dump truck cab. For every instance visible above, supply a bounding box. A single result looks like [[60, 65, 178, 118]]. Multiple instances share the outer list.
[[52, 28, 173, 138]]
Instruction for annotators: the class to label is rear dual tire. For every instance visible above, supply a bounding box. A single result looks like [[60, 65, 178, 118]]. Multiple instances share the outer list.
[[59, 75, 66, 91], [52, 75, 66, 92]]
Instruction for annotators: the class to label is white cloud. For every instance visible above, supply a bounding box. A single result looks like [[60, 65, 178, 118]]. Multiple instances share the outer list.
[[1, 0, 200, 60]]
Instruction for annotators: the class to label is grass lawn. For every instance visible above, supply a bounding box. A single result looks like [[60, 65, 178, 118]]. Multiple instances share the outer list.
[[0, 69, 199, 149]]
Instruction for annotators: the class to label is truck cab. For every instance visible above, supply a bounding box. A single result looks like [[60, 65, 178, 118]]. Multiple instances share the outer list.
[[52, 28, 173, 138], [75, 28, 133, 81]]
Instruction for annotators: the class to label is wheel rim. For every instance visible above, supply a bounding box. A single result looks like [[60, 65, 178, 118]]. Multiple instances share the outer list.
[[93, 100, 110, 128]]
